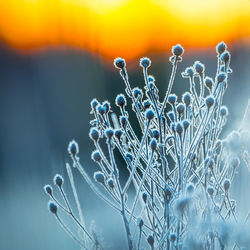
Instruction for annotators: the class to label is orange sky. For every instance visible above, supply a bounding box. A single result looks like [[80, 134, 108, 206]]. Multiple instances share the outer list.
[[0, 0, 249, 59]]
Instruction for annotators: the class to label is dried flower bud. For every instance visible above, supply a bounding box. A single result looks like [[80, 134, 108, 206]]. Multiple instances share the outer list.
[[115, 94, 126, 107], [102, 101, 111, 114], [167, 111, 175, 123], [152, 130, 160, 140], [142, 192, 147, 203], [54, 174, 64, 187], [48, 201, 57, 214], [186, 183, 195, 194], [216, 72, 227, 83], [182, 66, 194, 78], [194, 61, 205, 74], [140, 57, 151, 68], [207, 186, 214, 196], [150, 138, 157, 151], [220, 51, 230, 63], [89, 127, 100, 142], [143, 100, 151, 110], [182, 92, 191, 107], [107, 178, 114, 188], [44, 185, 53, 195], [220, 106, 228, 116], [205, 96, 215, 109], [137, 217, 144, 228], [205, 77, 213, 90], [148, 75, 155, 82], [168, 94, 177, 105], [183, 120, 190, 130], [145, 109, 155, 121], [120, 116, 127, 128], [169, 233, 177, 242], [114, 57, 126, 69], [133, 88, 143, 99], [68, 140, 79, 156], [94, 171, 105, 184], [216, 41, 227, 55], [147, 235, 154, 247], [172, 44, 184, 57], [230, 157, 240, 168], [91, 150, 102, 162], [105, 128, 114, 139], [90, 98, 99, 110], [177, 103, 185, 115], [223, 179, 230, 192], [114, 129, 123, 140], [125, 152, 133, 162], [176, 122, 183, 135], [97, 105, 105, 116]]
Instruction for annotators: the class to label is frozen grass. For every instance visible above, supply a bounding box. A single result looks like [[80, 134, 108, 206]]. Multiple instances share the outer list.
[[44, 42, 250, 250]]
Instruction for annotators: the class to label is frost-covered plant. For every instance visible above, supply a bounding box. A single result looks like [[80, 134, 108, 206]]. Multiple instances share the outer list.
[[44, 42, 250, 250]]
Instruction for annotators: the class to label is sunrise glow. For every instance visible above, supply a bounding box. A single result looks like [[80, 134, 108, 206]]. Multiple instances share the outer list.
[[0, 0, 249, 59]]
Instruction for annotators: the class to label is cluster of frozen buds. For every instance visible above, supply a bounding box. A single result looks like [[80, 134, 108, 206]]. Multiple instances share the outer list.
[[44, 42, 250, 250]]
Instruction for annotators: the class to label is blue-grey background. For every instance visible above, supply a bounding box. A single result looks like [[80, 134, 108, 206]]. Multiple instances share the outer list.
[[0, 41, 249, 250]]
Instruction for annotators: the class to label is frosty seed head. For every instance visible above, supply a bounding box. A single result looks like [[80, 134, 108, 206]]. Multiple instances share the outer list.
[[90, 98, 99, 110], [216, 72, 227, 83], [94, 171, 105, 184], [182, 66, 194, 78], [120, 116, 127, 128], [125, 152, 133, 162], [176, 122, 183, 135], [223, 179, 230, 192], [205, 77, 213, 89], [44, 185, 53, 195], [133, 88, 143, 99], [182, 92, 191, 107], [152, 129, 160, 140], [194, 61, 205, 74], [142, 192, 147, 203], [183, 120, 190, 130], [150, 138, 157, 151], [114, 129, 123, 140], [143, 100, 151, 110], [145, 109, 155, 121], [169, 233, 177, 242], [54, 174, 64, 187], [107, 178, 114, 188], [48, 201, 57, 214], [167, 111, 175, 123], [172, 44, 184, 57], [89, 127, 100, 142], [207, 158, 214, 170], [97, 105, 105, 116], [220, 106, 228, 117], [148, 75, 155, 82], [230, 157, 240, 168], [168, 94, 177, 105], [147, 235, 154, 246], [91, 150, 102, 162], [140, 57, 151, 68], [216, 41, 227, 55], [102, 101, 111, 114], [68, 140, 79, 156], [114, 57, 126, 69], [137, 217, 144, 228], [205, 96, 215, 109], [177, 103, 185, 115], [186, 183, 195, 194], [105, 128, 114, 139], [207, 186, 214, 196], [115, 94, 127, 107], [220, 51, 231, 63]]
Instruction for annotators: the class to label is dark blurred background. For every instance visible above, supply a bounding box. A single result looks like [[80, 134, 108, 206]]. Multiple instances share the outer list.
[[0, 39, 249, 250]]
